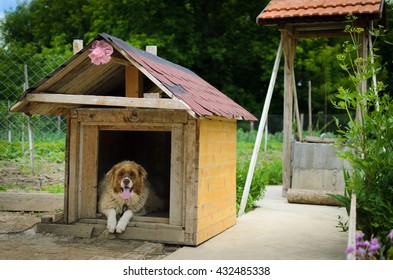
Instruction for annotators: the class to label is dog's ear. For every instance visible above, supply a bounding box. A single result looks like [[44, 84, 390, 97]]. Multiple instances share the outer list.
[[106, 163, 119, 180], [138, 165, 147, 180]]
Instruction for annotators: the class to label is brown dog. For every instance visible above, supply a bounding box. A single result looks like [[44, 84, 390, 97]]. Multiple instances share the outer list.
[[98, 161, 165, 233]]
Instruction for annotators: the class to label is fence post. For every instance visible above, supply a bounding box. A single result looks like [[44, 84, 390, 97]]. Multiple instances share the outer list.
[[24, 64, 35, 175], [7, 100, 12, 142]]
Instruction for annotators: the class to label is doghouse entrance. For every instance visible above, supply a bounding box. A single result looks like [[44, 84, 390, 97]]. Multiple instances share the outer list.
[[98, 130, 171, 219]]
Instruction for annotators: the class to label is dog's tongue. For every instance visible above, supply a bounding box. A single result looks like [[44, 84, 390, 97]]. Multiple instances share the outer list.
[[121, 188, 131, 200]]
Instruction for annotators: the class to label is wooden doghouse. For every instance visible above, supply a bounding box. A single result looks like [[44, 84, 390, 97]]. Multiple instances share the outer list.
[[11, 33, 256, 245]]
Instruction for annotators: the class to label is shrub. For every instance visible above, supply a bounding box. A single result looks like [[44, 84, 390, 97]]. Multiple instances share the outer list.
[[236, 160, 266, 213], [333, 16, 393, 257]]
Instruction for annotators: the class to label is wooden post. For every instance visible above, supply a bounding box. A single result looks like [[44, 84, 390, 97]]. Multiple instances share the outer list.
[[7, 100, 12, 142], [292, 70, 302, 141], [238, 39, 282, 216], [125, 66, 143, 98], [368, 21, 379, 111], [146, 46, 157, 55], [356, 30, 368, 121], [308, 80, 312, 133], [281, 29, 296, 196], [24, 64, 35, 175], [73, 39, 83, 54]]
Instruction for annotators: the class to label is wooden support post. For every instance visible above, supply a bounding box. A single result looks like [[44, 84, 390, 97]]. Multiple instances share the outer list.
[[356, 30, 368, 121], [308, 80, 312, 133], [281, 29, 297, 196], [292, 70, 302, 141], [67, 111, 80, 223], [78, 125, 98, 218], [126, 66, 143, 98]]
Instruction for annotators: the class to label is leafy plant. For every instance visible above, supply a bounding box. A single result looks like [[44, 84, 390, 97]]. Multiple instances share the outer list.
[[333, 15, 393, 257], [236, 160, 266, 213]]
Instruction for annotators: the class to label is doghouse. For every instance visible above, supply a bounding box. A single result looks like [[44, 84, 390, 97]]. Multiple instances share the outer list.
[[11, 33, 256, 245]]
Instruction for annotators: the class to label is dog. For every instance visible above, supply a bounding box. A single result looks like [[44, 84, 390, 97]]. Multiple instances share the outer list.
[[98, 160, 166, 233]]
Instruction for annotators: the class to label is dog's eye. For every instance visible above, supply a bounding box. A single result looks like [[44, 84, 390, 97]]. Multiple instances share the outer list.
[[118, 171, 125, 177], [129, 171, 135, 178]]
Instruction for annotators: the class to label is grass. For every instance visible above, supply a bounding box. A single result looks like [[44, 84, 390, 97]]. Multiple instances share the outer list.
[[236, 129, 283, 213], [0, 140, 65, 193]]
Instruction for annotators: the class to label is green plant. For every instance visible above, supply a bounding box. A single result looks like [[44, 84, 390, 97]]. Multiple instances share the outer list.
[[40, 184, 64, 194], [236, 160, 266, 213], [235, 130, 283, 214], [333, 15, 393, 254]]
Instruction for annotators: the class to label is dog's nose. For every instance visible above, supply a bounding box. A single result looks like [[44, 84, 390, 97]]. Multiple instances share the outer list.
[[123, 178, 130, 185]]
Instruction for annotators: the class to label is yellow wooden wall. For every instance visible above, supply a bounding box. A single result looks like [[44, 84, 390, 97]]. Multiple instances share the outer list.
[[196, 118, 237, 244]]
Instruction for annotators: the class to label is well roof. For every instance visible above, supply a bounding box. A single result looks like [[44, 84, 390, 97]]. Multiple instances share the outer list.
[[257, 0, 385, 25]]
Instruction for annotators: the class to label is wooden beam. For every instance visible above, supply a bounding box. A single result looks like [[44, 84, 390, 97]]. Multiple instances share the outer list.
[[24, 93, 190, 110], [78, 125, 98, 218], [125, 66, 143, 98], [281, 29, 297, 196], [0, 192, 63, 212], [67, 111, 80, 223]]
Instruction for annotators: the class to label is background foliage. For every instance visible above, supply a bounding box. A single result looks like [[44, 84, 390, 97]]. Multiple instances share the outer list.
[[1, 0, 392, 118]]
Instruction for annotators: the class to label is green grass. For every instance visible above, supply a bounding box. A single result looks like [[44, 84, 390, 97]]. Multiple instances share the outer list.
[[236, 129, 283, 213], [40, 184, 64, 194], [0, 140, 65, 162]]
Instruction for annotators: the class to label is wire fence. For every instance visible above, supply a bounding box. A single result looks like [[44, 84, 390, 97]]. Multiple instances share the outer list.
[[0, 52, 69, 141], [1, 52, 347, 143]]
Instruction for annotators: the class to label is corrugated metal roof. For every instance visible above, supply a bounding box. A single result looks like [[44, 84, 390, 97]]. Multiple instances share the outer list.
[[257, 0, 384, 25], [101, 34, 256, 120], [14, 33, 256, 121]]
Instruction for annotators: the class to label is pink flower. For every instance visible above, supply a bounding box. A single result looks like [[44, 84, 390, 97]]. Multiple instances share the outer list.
[[88, 40, 113, 65]]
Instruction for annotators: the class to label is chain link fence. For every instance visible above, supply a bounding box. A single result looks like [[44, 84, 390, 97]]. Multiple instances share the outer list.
[[0, 52, 70, 141]]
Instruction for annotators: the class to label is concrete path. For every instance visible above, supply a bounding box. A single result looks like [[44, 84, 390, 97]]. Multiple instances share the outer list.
[[165, 185, 348, 260]]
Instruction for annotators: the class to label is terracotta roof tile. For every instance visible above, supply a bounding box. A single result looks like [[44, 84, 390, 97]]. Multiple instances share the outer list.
[[257, 0, 384, 24], [101, 34, 257, 120]]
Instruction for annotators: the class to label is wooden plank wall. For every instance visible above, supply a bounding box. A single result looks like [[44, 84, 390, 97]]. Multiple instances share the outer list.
[[196, 118, 237, 245]]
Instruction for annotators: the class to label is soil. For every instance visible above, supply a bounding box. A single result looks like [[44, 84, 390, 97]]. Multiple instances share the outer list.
[[0, 161, 179, 260], [0, 160, 64, 191], [0, 211, 179, 260]]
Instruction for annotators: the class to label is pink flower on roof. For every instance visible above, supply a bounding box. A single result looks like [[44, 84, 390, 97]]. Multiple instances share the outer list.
[[88, 40, 113, 65]]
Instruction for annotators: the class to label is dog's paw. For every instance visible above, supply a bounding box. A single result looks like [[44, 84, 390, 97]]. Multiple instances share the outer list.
[[107, 219, 117, 233], [115, 220, 128, 233]]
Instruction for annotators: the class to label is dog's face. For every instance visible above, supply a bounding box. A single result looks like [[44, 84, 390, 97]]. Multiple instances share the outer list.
[[106, 161, 147, 200]]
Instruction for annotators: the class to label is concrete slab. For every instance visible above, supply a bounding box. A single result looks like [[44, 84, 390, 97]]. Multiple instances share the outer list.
[[165, 185, 348, 260]]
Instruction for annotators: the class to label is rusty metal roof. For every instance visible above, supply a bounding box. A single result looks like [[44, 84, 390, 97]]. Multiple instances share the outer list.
[[257, 0, 385, 25], [13, 33, 256, 121], [101, 34, 256, 121]]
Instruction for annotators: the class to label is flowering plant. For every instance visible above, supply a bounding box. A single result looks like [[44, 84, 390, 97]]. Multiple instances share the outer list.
[[88, 40, 113, 65], [346, 229, 393, 260]]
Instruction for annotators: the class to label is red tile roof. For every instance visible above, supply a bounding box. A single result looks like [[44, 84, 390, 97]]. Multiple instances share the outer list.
[[102, 34, 257, 121], [257, 0, 385, 25]]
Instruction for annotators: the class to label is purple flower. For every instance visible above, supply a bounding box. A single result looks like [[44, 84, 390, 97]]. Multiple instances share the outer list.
[[356, 232, 365, 242], [357, 247, 367, 260], [358, 240, 370, 248], [369, 238, 380, 251], [345, 246, 355, 255]]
